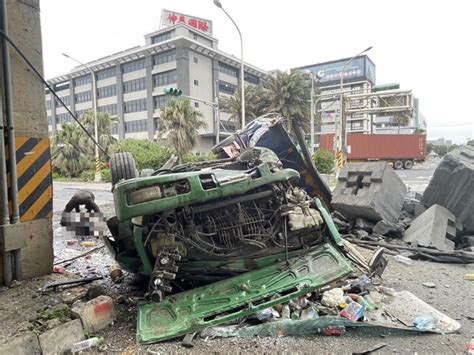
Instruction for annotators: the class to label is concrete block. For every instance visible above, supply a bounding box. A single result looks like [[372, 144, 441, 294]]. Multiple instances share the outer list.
[[373, 220, 404, 238], [354, 218, 374, 232], [332, 162, 407, 223], [72, 295, 114, 333], [403, 204, 456, 251], [0, 331, 40, 355], [422, 145, 474, 232], [38, 319, 84, 354]]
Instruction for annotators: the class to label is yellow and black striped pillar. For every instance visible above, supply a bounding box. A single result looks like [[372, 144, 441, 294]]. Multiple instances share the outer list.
[[4, 136, 53, 222]]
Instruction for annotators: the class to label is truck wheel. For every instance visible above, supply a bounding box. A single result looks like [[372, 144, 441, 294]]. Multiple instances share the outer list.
[[393, 160, 404, 170], [403, 160, 414, 169], [110, 152, 138, 186]]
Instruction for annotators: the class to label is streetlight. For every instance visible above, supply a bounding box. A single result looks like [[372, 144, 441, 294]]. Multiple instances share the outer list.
[[62, 53, 101, 182], [213, 0, 245, 130], [336, 46, 372, 164]]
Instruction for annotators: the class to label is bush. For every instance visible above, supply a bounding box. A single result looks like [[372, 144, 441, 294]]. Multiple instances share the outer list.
[[101, 168, 111, 182], [80, 170, 95, 182], [182, 152, 216, 163], [116, 139, 173, 170], [313, 149, 335, 174]]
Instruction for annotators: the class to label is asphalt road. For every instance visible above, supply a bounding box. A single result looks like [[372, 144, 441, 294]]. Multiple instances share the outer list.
[[394, 157, 440, 193]]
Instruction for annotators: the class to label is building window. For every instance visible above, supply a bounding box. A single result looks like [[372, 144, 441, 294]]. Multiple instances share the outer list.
[[194, 80, 199, 86], [46, 100, 51, 110], [111, 123, 118, 135], [124, 98, 147, 113], [124, 119, 148, 133], [96, 67, 116, 80], [56, 113, 72, 124], [54, 81, 70, 92], [244, 73, 260, 85], [75, 91, 91, 104], [218, 81, 236, 95], [97, 84, 116, 98], [153, 95, 169, 110], [152, 31, 172, 44], [98, 104, 117, 116], [47, 116, 52, 125], [74, 75, 92, 86], [219, 62, 238, 77], [194, 102, 199, 108], [193, 57, 198, 64], [55, 95, 70, 106], [193, 33, 198, 40], [123, 78, 146, 93], [153, 70, 177, 87], [153, 49, 176, 66], [122, 59, 145, 74]]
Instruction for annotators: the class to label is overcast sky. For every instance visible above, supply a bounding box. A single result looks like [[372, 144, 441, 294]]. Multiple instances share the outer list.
[[40, 0, 474, 143]]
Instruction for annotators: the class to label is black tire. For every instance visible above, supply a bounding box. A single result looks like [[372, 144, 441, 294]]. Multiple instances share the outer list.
[[403, 160, 414, 169], [393, 160, 403, 170], [110, 152, 138, 186]]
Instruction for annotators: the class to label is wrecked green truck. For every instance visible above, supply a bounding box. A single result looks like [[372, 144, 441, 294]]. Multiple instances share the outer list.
[[104, 116, 386, 343]]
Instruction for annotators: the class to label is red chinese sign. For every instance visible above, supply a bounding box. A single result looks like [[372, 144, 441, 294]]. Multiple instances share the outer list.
[[161, 9, 212, 35]]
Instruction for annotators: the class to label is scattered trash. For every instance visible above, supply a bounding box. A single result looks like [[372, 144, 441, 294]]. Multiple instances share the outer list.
[[352, 342, 387, 355], [321, 288, 346, 308], [71, 336, 104, 353], [109, 265, 123, 282], [66, 239, 78, 247], [422, 282, 436, 288], [80, 241, 96, 248], [52, 265, 65, 274], [393, 255, 413, 265], [375, 286, 397, 296], [41, 276, 104, 294], [467, 338, 474, 355], [340, 301, 365, 322], [255, 308, 279, 322], [413, 315, 438, 331], [464, 273, 474, 281], [53, 245, 105, 266]]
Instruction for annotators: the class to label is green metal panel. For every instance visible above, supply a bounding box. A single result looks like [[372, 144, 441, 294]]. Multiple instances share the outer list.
[[137, 243, 353, 343], [113, 164, 299, 222]]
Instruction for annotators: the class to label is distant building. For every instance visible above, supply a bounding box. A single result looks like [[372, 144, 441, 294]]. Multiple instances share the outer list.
[[428, 138, 452, 146], [45, 11, 267, 151], [296, 55, 376, 135]]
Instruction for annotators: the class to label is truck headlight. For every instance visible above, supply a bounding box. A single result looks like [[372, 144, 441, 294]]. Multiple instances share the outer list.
[[128, 186, 162, 205]]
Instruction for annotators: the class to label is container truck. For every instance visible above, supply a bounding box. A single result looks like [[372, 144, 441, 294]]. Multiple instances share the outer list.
[[318, 134, 426, 169]]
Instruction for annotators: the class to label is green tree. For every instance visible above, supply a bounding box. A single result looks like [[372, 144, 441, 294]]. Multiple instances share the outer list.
[[116, 139, 173, 170], [263, 70, 312, 131], [50, 123, 90, 177], [79, 110, 118, 158], [219, 84, 270, 125], [159, 99, 207, 162], [313, 149, 335, 174]]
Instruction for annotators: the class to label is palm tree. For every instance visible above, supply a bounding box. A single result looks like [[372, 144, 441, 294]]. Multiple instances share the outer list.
[[159, 99, 207, 162], [79, 110, 118, 157], [263, 70, 312, 131], [51, 123, 90, 177], [220, 85, 270, 125]]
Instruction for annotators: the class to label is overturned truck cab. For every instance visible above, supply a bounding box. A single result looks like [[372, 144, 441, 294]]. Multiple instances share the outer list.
[[104, 116, 385, 343]]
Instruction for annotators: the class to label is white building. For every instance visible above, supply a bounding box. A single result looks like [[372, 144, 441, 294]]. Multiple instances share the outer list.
[[46, 15, 267, 152]]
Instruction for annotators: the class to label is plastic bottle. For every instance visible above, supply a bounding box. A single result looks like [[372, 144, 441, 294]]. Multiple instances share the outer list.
[[281, 304, 290, 319], [394, 255, 413, 265], [363, 294, 376, 311], [375, 286, 397, 296], [71, 337, 103, 353]]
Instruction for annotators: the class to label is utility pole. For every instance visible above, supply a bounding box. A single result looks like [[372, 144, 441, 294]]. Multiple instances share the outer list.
[[336, 46, 372, 176]]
